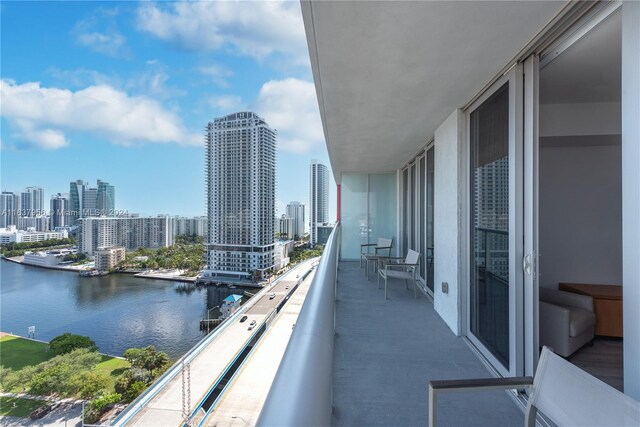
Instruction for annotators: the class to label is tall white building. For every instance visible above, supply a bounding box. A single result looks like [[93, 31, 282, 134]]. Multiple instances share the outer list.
[[278, 215, 294, 240], [50, 193, 70, 230], [17, 216, 49, 232], [78, 216, 173, 256], [286, 201, 305, 240], [0, 191, 20, 228], [20, 186, 44, 216], [309, 160, 329, 246], [172, 216, 207, 238], [203, 112, 276, 281]]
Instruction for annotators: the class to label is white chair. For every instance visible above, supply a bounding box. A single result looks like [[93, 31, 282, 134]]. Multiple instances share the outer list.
[[428, 346, 640, 427], [539, 287, 595, 357], [377, 249, 420, 299], [360, 238, 393, 279]]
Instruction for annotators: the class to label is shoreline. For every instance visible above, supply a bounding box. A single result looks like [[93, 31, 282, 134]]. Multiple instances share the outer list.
[[1, 256, 91, 272], [133, 270, 197, 283], [0, 332, 126, 360], [2, 256, 198, 283]]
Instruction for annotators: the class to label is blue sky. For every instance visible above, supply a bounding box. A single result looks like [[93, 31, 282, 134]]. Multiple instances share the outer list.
[[0, 1, 335, 220]]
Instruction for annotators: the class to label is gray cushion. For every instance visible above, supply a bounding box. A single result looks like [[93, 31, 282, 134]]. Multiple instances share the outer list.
[[559, 305, 596, 337]]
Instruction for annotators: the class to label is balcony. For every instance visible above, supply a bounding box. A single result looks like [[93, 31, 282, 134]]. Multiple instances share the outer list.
[[334, 261, 522, 426], [259, 225, 524, 426]]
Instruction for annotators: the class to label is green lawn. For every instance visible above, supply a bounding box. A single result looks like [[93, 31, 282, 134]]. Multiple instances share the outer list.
[[0, 335, 130, 393], [0, 396, 47, 418], [0, 336, 51, 370], [95, 355, 130, 391]]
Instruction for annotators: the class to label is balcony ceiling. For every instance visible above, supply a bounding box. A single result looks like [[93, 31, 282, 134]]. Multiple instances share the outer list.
[[302, 1, 568, 181]]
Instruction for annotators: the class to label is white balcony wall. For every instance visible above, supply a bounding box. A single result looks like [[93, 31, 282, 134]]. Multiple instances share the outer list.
[[340, 173, 397, 260], [434, 110, 465, 335]]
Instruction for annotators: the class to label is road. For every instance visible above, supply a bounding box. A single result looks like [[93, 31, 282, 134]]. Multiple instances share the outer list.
[[201, 267, 316, 426], [116, 259, 317, 427]]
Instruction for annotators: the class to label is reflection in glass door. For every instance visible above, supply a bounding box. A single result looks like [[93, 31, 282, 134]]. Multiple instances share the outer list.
[[426, 147, 435, 292], [402, 168, 409, 255], [419, 155, 426, 284], [470, 82, 511, 369]]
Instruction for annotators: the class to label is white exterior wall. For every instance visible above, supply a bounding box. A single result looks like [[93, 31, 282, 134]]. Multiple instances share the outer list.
[[205, 112, 276, 279], [13, 230, 68, 243], [622, 0, 640, 400], [23, 252, 62, 267], [79, 217, 172, 256], [433, 109, 465, 335]]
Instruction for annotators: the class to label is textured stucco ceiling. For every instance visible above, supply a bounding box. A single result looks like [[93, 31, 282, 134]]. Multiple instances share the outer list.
[[302, 1, 568, 182]]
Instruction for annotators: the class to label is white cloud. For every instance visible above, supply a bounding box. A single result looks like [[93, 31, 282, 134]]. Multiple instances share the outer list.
[[13, 123, 69, 150], [253, 78, 323, 153], [208, 95, 243, 112], [136, 1, 308, 64], [76, 30, 128, 58], [128, 68, 186, 100], [73, 9, 131, 59], [198, 64, 234, 87], [47, 67, 114, 88], [0, 79, 200, 149]]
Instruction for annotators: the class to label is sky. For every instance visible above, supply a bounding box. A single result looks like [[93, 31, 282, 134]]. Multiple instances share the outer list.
[[0, 1, 336, 220]]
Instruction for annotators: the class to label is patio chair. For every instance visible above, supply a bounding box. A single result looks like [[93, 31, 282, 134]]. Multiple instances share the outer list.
[[377, 249, 420, 299], [360, 238, 393, 279], [428, 346, 640, 427]]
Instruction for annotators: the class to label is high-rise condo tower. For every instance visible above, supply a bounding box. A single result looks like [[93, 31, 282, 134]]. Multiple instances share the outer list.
[[203, 112, 276, 281], [309, 160, 329, 246]]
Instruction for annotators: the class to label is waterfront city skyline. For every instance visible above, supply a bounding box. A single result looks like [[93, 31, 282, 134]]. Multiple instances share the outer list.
[[0, 1, 336, 219]]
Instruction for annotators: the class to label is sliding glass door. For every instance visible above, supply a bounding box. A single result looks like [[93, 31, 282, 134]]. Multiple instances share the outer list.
[[402, 145, 435, 296], [468, 68, 524, 377], [426, 147, 435, 292]]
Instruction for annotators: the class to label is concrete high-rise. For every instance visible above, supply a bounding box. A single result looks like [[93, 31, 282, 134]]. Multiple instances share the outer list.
[[203, 112, 276, 281], [278, 214, 294, 240], [0, 192, 20, 228], [171, 216, 207, 238], [79, 216, 173, 255], [20, 187, 44, 216], [286, 201, 305, 240], [309, 160, 329, 246], [50, 193, 70, 230]]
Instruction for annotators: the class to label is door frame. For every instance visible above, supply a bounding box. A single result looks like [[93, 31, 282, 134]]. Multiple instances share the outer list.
[[523, 54, 539, 377], [465, 65, 525, 378]]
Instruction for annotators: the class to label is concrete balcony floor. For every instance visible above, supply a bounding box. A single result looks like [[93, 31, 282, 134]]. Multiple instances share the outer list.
[[333, 261, 523, 426]]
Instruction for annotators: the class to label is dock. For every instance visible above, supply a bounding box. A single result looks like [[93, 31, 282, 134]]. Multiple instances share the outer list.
[[199, 318, 223, 331]]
